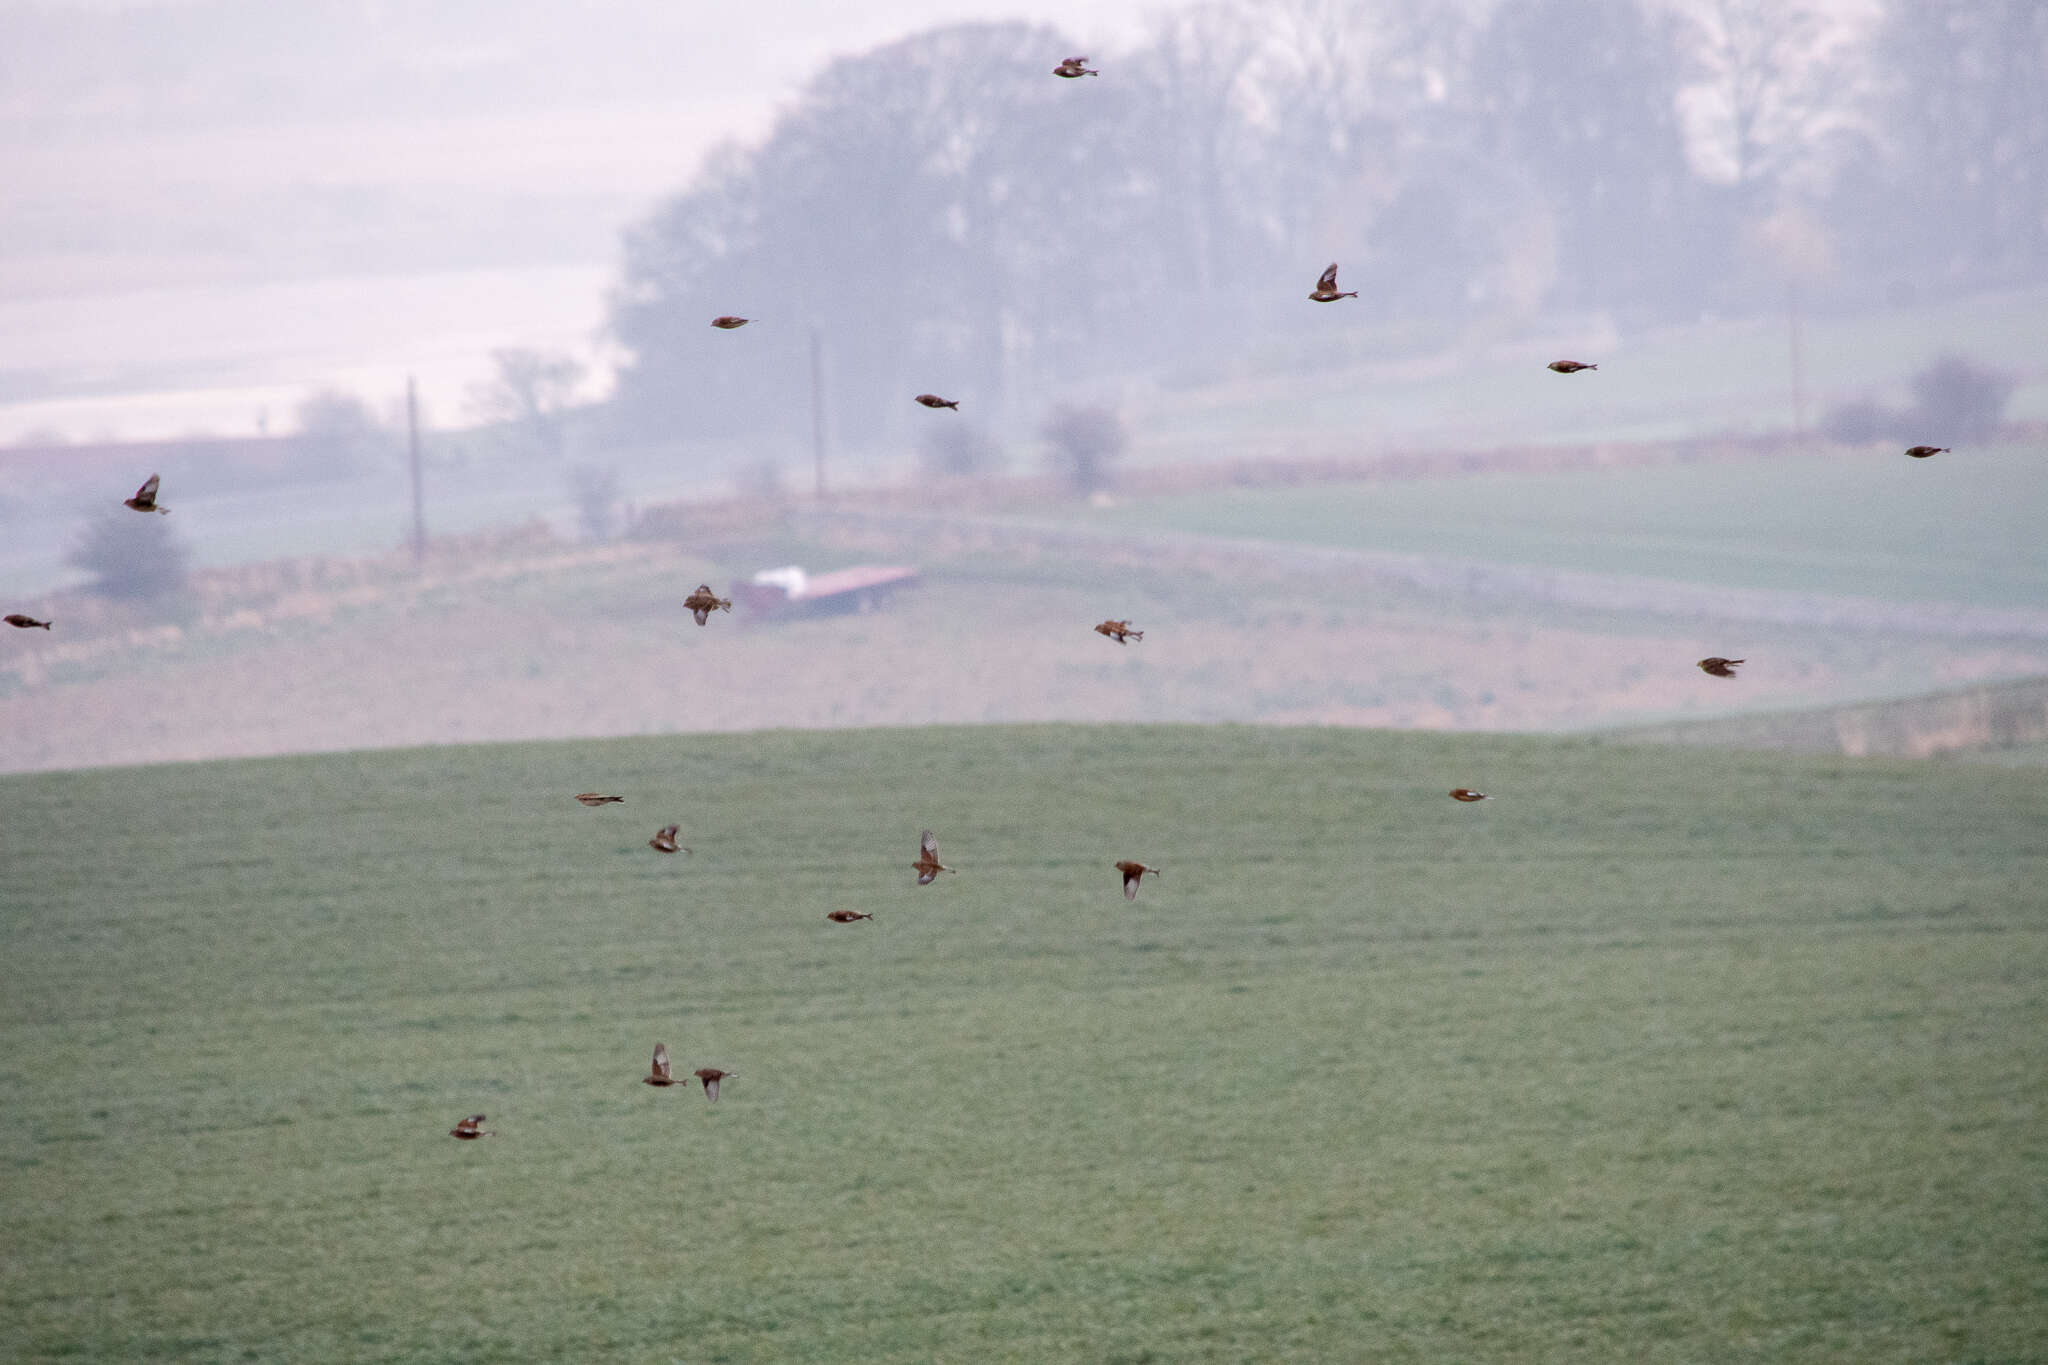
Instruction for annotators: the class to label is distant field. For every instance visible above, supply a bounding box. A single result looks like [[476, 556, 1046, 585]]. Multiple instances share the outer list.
[[1134, 284, 2048, 457], [1064, 437, 2048, 611], [4, 726, 2044, 1361]]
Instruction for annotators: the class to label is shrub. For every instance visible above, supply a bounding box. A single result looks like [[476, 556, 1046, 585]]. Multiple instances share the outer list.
[[1041, 404, 1127, 495], [918, 421, 1003, 478], [567, 462, 622, 542], [1906, 353, 2015, 444], [67, 509, 190, 603]]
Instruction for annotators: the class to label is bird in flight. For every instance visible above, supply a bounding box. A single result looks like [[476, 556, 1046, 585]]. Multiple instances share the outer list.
[[4, 614, 51, 630], [1449, 788, 1491, 803], [1308, 264, 1356, 302], [1547, 360, 1598, 374], [1094, 620, 1143, 645], [1114, 860, 1159, 901], [693, 1067, 736, 1102], [1696, 657, 1744, 678], [643, 1043, 680, 1087], [683, 584, 732, 626], [914, 393, 960, 410], [575, 793, 624, 807], [649, 824, 690, 854], [826, 909, 874, 923], [124, 474, 169, 514], [449, 1114, 495, 1140], [1904, 445, 1949, 459], [913, 829, 954, 885], [1053, 56, 1098, 78], [710, 316, 751, 329]]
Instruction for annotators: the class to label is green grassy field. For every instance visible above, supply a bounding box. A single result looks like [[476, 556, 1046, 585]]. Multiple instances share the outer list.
[[1061, 438, 2048, 611], [3, 726, 2045, 1362]]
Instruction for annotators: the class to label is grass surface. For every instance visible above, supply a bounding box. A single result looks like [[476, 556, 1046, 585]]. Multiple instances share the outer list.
[[1063, 437, 2048, 610], [3, 725, 2045, 1361]]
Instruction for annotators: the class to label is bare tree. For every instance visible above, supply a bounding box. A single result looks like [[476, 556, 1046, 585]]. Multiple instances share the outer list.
[[1676, 0, 1856, 204], [469, 348, 587, 462]]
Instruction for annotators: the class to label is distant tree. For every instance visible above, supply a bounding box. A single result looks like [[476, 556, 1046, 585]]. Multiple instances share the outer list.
[[1907, 354, 2015, 444], [67, 509, 190, 603], [1676, 0, 1854, 206], [567, 462, 621, 542], [611, 23, 1143, 447], [1041, 404, 1127, 495], [469, 348, 586, 461], [1848, 0, 2048, 288], [292, 389, 392, 479], [1466, 0, 1712, 316]]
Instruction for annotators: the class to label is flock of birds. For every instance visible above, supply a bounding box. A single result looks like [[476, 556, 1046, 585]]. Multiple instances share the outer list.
[[4, 53, 1966, 1145]]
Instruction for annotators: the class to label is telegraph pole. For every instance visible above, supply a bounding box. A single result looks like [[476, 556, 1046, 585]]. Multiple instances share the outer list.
[[407, 374, 426, 564], [810, 325, 828, 500], [1786, 283, 1807, 445]]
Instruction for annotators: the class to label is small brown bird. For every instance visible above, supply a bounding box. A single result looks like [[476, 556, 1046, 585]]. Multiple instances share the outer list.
[[575, 792, 624, 807], [1053, 56, 1098, 78], [1115, 860, 1159, 901], [123, 473, 169, 514], [1547, 360, 1597, 374], [683, 583, 732, 626], [1904, 445, 1948, 459], [449, 1114, 494, 1140], [826, 909, 874, 923], [1449, 788, 1491, 802], [643, 1043, 679, 1087], [914, 393, 959, 410], [649, 824, 690, 854], [1697, 657, 1744, 678], [693, 1067, 736, 1101], [913, 829, 954, 885], [1308, 263, 1357, 302], [710, 316, 751, 329], [1094, 619, 1143, 644], [4, 614, 51, 630]]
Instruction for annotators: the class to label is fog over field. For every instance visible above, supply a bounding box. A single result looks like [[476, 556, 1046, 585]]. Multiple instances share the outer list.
[[2, 0, 2046, 769]]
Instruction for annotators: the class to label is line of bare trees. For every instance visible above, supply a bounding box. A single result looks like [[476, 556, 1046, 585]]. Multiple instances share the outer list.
[[605, 0, 2047, 456]]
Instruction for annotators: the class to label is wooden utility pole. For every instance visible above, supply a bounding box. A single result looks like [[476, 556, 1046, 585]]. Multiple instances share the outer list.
[[809, 325, 828, 500], [407, 374, 426, 564], [1786, 283, 1807, 444]]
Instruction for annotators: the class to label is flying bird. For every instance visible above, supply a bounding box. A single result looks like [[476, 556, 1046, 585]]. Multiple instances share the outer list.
[[693, 1067, 736, 1102], [914, 393, 960, 410], [1308, 264, 1357, 303], [1115, 860, 1159, 901], [649, 824, 690, 854], [575, 792, 624, 807], [1547, 360, 1597, 374], [1093, 619, 1143, 644], [123, 474, 169, 514], [448, 1114, 495, 1140], [1696, 657, 1744, 678], [683, 584, 732, 626], [1053, 56, 1098, 78], [1449, 788, 1491, 802], [913, 829, 954, 885], [1904, 445, 1949, 459], [710, 316, 751, 329], [4, 614, 51, 630], [826, 909, 874, 923], [643, 1043, 679, 1087]]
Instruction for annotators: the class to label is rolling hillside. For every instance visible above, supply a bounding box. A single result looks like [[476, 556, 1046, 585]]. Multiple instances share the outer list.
[[4, 725, 2043, 1361]]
